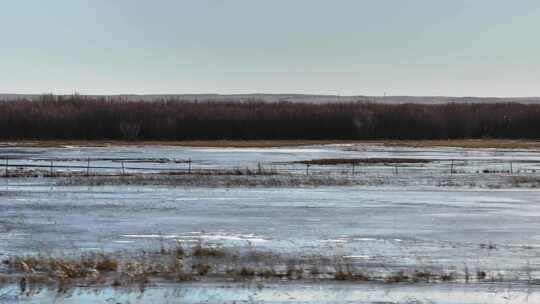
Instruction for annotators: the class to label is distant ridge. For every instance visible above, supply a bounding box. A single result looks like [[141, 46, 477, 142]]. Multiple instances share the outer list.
[[1, 93, 540, 104]]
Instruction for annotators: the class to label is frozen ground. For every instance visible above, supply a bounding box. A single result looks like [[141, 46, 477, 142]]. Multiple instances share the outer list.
[[2, 185, 540, 277], [2, 142, 540, 176], [2, 143, 540, 303]]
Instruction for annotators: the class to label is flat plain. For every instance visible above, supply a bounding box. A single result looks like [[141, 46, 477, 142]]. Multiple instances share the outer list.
[[2, 141, 540, 303]]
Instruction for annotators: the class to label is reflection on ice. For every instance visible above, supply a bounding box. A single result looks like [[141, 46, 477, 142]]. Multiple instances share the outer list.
[[121, 232, 269, 243], [2, 281, 540, 304]]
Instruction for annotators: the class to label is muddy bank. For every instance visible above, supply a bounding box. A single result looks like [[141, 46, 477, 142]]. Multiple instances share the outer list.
[[294, 158, 431, 165]]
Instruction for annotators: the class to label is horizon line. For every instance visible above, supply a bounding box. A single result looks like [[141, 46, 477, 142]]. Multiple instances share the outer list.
[[1, 92, 540, 99]]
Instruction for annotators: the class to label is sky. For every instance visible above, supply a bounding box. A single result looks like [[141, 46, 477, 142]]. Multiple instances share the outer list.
[[1, 0, 539, 97]]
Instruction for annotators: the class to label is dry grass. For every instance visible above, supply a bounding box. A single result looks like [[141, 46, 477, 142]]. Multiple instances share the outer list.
[[58, 174, 359, 188], [7, 254, 119, 281], [0, 244, 526, 290], [296, 158, 430, 165], [384, 271, 411, 283], [238, 267, 257, 277], [95, 257, 119, 272], [0, 166, 280, 179], [192, 263, 211, 276], [334, 271, 369, 281], [509, 176, 540, 187], [192, 245, 226, 258]]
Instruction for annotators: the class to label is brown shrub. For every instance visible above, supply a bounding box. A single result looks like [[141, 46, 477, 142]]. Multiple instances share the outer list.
[[2, 95, 540, 140]]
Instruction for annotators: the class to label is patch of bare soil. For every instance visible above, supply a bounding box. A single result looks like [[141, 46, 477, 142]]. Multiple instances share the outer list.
[[295, 158, 431, 165]]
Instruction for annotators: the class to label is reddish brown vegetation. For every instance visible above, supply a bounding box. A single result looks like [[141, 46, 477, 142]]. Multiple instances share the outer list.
[[1, 95, 539, 140]]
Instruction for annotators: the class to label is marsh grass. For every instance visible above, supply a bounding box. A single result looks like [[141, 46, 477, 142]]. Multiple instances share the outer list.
[[1, 167, 280, 179], [334, 271, 369, 281], [57, 174, 358, 188], [192, 244, 227, 258], [0, 243, 530, 293]]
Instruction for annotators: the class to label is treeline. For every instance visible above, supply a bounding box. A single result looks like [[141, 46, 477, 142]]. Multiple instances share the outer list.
[[1, 95, 540, 140]]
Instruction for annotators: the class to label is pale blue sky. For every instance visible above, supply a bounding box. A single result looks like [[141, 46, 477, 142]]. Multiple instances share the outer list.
[[1, 0, 539, 96]]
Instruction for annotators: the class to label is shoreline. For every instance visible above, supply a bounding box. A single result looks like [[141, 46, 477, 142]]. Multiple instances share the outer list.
[[2, 139, 540, 149]]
